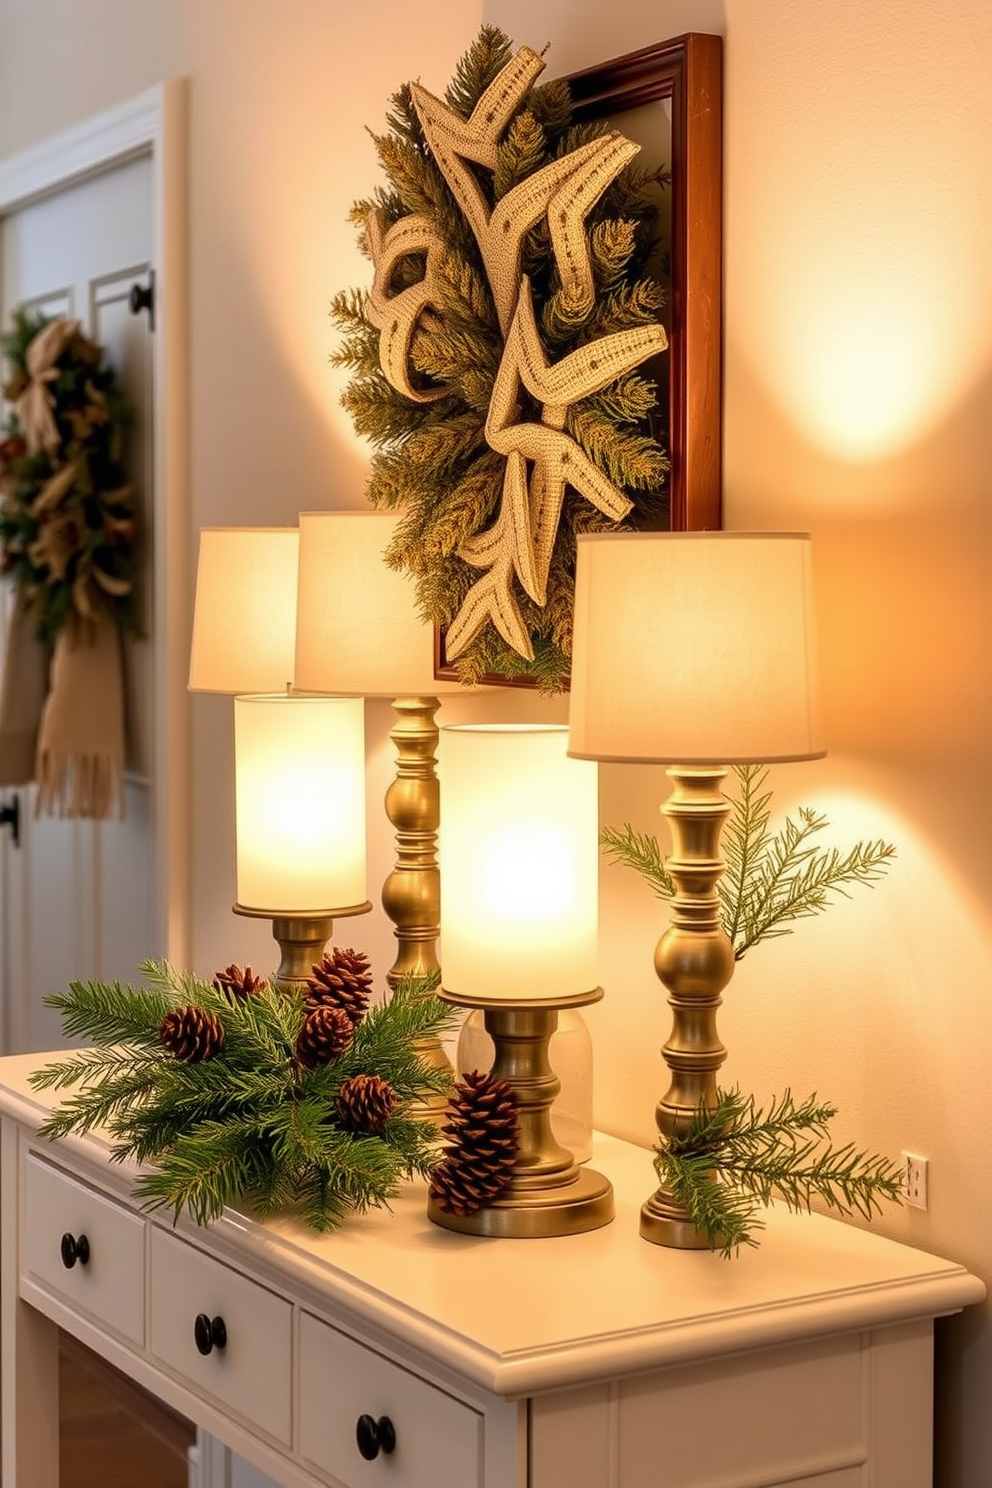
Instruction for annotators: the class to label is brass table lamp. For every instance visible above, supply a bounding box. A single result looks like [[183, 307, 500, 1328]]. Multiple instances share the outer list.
[[232, 693, 371, 989], [568, 532, 825, 1248], [428, 723, 614, 1239], [188, 527, 371, 979]]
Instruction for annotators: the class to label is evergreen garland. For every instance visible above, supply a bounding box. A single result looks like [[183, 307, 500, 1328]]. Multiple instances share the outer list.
[[30, 959, 456, 1232], [332, 25, 670, 692], [0, 308, 140, 642]]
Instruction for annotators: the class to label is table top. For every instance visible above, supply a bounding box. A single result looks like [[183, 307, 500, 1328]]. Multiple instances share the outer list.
[[1, 1051, 983, 1396]]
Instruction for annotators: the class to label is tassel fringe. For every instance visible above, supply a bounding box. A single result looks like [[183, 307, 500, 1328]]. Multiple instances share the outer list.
[[34, 747, 124, 821]]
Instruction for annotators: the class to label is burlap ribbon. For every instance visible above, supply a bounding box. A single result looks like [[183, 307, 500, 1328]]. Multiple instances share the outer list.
[[13, 317, 80, 456], [0, 594, 50, 786], [33, 613, 125, 820]]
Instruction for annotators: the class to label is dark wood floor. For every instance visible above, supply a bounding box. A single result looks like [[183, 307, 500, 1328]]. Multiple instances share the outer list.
[[60, 1332, 195, 1488]]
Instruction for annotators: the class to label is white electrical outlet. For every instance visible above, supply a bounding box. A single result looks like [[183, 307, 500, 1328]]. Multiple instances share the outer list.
[[903, 1152, 929, 1211]]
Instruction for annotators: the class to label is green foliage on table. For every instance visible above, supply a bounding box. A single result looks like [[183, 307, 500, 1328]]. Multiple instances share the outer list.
[[658, 1088, 904, 1258], [30, 960, 455, 1232]]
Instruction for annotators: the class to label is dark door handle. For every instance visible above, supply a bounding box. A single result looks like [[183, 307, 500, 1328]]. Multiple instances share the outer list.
[[0, 794, 19, 848], [128, 269, 156, 330]]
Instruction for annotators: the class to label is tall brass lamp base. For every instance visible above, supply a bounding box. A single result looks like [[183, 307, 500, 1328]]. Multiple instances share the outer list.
[[428, 989, 614, 1239], [640, 766, 735, 1249], [381, 695, 452, 1119], [233, 902, 372, 994]]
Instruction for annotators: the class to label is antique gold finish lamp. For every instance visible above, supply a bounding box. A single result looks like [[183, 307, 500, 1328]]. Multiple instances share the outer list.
[[428, 723, 614, 1239], [188, 526, 371, 987], [294, 510, 477, 1095], [232, 692, 370, 991], [568, 532, 825, 1249]]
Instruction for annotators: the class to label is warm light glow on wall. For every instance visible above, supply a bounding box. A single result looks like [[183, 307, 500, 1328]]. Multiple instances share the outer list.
[[731, 3, 992, 468], [439, 725, 598, 1003], [234, 695, 367, 914]]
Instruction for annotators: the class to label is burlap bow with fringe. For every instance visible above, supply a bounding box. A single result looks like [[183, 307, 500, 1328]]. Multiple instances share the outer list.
[[0, 316, 128, 820]]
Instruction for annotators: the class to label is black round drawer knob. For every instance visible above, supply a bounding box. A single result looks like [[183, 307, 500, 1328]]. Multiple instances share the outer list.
[[193, 1312, 228, 1356], [356, 1413, 396, 1461], [60, 1232, 90, 1269]]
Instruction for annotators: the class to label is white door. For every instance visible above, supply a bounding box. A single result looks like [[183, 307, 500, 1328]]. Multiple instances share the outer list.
[[0, 89, 189, 1054]]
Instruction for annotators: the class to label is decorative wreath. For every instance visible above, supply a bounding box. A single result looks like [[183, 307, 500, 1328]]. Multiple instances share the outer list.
[[0, 308, 140, 643], [332, 26, 670, 692]]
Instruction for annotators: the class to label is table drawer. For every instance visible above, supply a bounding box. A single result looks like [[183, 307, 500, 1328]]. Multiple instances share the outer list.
[[299, 1311, 482, 1488], [149, 1227, 292, 1446], [22, 1153, 145, 1345]]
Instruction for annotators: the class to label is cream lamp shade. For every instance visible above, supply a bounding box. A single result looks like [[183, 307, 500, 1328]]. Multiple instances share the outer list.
[[568, 532, 826, 764], [233, 694, 367, 915], [188, 527, 299, 693], [438, 725, 598, 1004], [294, 510, 464, 696]]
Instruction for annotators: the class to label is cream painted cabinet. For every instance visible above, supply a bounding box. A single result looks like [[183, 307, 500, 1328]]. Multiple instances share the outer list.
[[0, 1052, 984, 1488]]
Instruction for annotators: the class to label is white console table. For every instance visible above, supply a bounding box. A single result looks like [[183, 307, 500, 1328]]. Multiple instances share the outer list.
[[0, 1051, 983, 1488]]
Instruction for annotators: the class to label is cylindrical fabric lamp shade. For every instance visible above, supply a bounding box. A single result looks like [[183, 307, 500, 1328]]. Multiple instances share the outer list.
[[189, 527, 299, 693], [234, 695, 367, 914], [439, 725, 598, 1003], [568, 532, 826, 764], [295, 510, 463, 696]]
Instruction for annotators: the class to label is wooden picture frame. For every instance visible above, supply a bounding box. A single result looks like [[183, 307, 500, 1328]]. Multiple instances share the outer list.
[[435, 32, 723, 682], [567, 32, 723, 535]]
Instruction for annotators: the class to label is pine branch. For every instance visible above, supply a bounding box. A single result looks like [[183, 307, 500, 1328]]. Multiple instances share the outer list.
[[600, 824, 675, 900], [41, 976, 175, 1049], [444, 25, 515, 118], [656, 1087, 904, 1257], [567, 404, 669, 490], [602, 769, 895, 960], [720, 764, 774, 952]]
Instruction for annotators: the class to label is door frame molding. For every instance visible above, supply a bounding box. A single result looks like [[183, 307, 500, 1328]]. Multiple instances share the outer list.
[[0, 83, 191, 968]]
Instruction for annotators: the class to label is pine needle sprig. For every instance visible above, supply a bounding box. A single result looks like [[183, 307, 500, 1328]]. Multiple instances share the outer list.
[[602, 766, 895, 959], [600, 823, 675, 899], [720, 763, 774, 951], [41, 964, 184, 1048], [444, 25, 516, 119], [657, 1088, 904, 1257], [733, 817, 896, 959]]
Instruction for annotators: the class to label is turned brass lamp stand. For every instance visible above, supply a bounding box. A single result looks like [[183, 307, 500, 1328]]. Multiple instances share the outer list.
[[380, 695, 443, 990], [568, 532, 826, 1248], [294, 511, 479, 1109], [428, 723, 614, 1239], [640, 766, 734, 1246]]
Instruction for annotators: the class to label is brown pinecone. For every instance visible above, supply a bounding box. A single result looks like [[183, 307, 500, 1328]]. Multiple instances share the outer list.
[[296, 1005, 354, 1070], [159, 1006, 225, 1063], [429, 1071, 520, 1217], [213, 963, 266, 1002], [337, 1074, 398, 1133], [305, 947, 373, 1026]]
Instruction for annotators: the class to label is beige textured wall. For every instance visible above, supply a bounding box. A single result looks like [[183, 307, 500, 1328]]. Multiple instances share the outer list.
[[2, 0, 990, 1481]]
